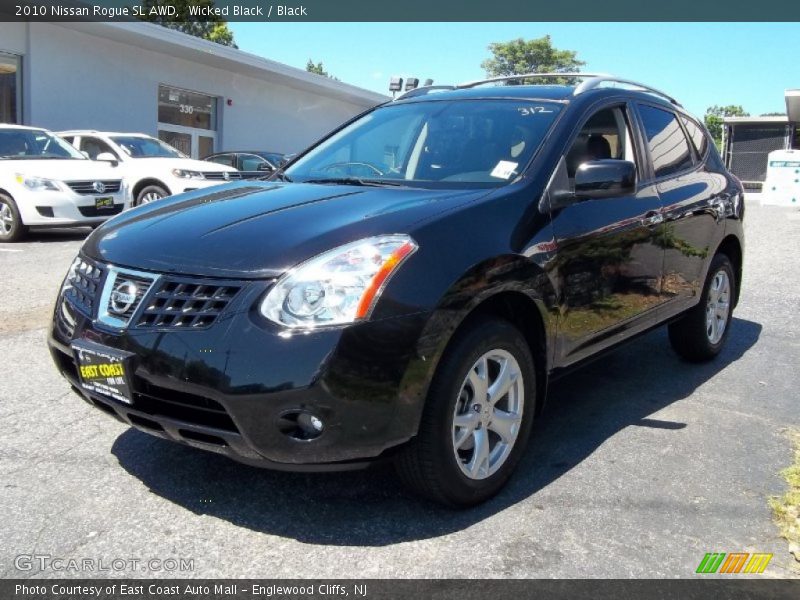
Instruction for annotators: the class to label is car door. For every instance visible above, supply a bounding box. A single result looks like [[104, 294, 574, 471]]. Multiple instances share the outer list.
[[237, 153, 273, 179], [206, 153, 235, 168], [78, 135, 121, 161], [548, 102, 666, 365], [636, 105, 729, 317]]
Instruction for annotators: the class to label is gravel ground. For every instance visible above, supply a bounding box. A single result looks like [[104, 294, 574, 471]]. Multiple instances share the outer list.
[[0, 204, 798, 579]]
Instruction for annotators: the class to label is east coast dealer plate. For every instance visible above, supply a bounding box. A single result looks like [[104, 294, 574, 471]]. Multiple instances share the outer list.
[[71, 340, 134, 404], [95, 196, 114, 210]]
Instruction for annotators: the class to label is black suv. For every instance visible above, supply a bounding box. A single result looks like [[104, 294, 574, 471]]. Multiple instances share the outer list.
[[49, 74, 744, 507]]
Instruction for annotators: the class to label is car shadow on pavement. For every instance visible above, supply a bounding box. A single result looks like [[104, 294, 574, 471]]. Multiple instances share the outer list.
[[9, 228, 92, 243], [111, 317, 761, 546]]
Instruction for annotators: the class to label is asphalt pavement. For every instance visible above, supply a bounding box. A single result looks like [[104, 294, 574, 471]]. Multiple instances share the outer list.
[[0, 203, 798, 579]]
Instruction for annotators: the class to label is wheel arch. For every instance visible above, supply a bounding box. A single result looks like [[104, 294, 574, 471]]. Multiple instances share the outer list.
[[462, 291, 550, 416], [404, 256, 557, 430], [132, 178, 171, 201], [716, 234, 743, 307]]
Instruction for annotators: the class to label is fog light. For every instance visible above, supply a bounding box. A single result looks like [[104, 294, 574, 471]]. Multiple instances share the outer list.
[[277, 410, 325, 441], [298, 412, 324, 435]]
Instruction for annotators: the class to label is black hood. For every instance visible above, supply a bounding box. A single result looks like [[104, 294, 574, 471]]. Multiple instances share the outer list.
[[83, 182, 488, 278]]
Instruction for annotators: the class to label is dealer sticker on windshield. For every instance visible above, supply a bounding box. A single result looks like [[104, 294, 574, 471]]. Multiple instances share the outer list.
[[72, 340, 133, 404], [490, 160, 519, 180]]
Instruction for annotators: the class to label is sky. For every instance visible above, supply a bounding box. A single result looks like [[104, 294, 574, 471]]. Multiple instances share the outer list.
[[230, 22, 799, 118]]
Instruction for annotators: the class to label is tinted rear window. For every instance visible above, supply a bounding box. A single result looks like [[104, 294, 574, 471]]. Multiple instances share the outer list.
[[681, 116, 709, 158], [638, 105, 694, 178]]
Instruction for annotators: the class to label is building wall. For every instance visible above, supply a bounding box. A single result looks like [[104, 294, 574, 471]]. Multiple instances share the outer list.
[[0, 23, 27, 54], [1, 23, 375, 154]]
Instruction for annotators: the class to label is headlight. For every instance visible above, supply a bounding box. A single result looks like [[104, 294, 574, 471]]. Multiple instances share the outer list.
[[15, 174, 61, 192], [260, 235, 418, 328], [171, 169, 204, 179], [60, 256, 80, 294]]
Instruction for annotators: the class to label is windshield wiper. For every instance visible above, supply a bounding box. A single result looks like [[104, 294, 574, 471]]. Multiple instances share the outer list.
[[303, 177, 404, 188]]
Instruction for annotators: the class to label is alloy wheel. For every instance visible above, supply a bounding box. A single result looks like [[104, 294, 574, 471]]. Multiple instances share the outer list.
[[705, 269, 731, 344], [140, 192, 163, 204], [0, 202, 14, 235], [452, 349, 524, 480]]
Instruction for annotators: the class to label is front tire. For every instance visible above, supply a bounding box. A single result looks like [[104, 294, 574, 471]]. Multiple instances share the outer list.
[[395, 317, 536, 507], [668, 253, 736, 362], [0, 193, 26, 243], [135, 185, 168, 206]]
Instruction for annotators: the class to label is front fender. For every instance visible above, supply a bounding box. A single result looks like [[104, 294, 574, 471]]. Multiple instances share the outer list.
[[395, 255, 558, 437]]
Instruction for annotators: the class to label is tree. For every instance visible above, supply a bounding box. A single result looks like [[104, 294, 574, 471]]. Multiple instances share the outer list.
[[480, 36, 585, 82], [760, 112, 786, 117], [704, 105, 749, 149], [306, 60, 338, 80], [138, 0, 237, 48]]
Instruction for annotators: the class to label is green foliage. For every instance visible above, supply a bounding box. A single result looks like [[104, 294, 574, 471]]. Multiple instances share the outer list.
[[480, 36, 585, 82], [306, 60, 338, 80], [703, 105, 749, 149], [138, 0, 238, 48]]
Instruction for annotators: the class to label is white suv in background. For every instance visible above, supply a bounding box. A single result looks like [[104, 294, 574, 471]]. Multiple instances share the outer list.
[[59, 131, 241, 206], [0, 125, 129, 243]]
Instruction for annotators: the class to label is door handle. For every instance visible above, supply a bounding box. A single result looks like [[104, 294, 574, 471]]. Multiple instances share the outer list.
[[642, 212, 664, 227]]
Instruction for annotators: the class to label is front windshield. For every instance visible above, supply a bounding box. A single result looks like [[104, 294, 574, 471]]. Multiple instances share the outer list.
[[286, 99, 562, 187], [0, 129, 85, 160], [111, 136, 185, 159]]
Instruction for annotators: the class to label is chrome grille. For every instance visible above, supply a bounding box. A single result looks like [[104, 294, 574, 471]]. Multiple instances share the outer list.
[[97, 268, 159, 329], [65, 180, 122, 195], [63, 257, 104, 317], [136, 280, 242, 329], [106, 274, 156, 321], [201, 171, 241, 181]]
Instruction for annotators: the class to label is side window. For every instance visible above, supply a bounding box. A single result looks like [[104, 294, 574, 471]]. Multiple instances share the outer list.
[[207, 153, 235, 167], [680, 115, 708, 159], [61, 136, 75, 145], [638, 105, 694, 178], [564, 106, 638, 179], [82, 136, 118, 160], [239, 154, 267, 171]]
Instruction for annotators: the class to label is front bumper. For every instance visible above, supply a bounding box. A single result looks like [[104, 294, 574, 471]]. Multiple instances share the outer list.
[[167, 176, 237, 195], [16, 188, 127, 227], [49, 276, 430, 471]]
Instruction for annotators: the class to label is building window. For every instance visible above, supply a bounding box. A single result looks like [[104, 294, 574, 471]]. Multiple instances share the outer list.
[[157, 84, 218, 158], [0, 53, 21, 124], [158, 84, 216, 131]]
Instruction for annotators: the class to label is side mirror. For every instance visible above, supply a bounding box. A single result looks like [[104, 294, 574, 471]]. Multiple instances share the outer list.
[[257, 163, 273, 172], [574, 159, 636, 199], [95, 152, 118, 166]]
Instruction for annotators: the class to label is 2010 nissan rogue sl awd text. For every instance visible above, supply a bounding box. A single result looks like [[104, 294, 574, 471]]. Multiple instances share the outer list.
[[49, 74, 744, 507]]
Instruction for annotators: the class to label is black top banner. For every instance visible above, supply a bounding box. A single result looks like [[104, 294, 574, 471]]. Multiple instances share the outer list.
[[2, 0, 800, 22]]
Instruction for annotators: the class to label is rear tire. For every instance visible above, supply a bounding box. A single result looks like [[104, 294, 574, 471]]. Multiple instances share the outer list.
[[395, 317, 536, 507], [668, 253, 735, 362], [0, 193, 26, 243], [135, 185, 168, 206]]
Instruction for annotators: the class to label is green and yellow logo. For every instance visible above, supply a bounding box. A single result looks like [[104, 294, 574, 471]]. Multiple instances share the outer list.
[[696, 552, 773, 574]]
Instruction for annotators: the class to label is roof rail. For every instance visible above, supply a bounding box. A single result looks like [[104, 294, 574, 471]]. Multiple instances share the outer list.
[[573, 76, 682, 107], [456, 72, 682, 107], [395, 85, 457, 100], [458, 73, 608, 88]]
